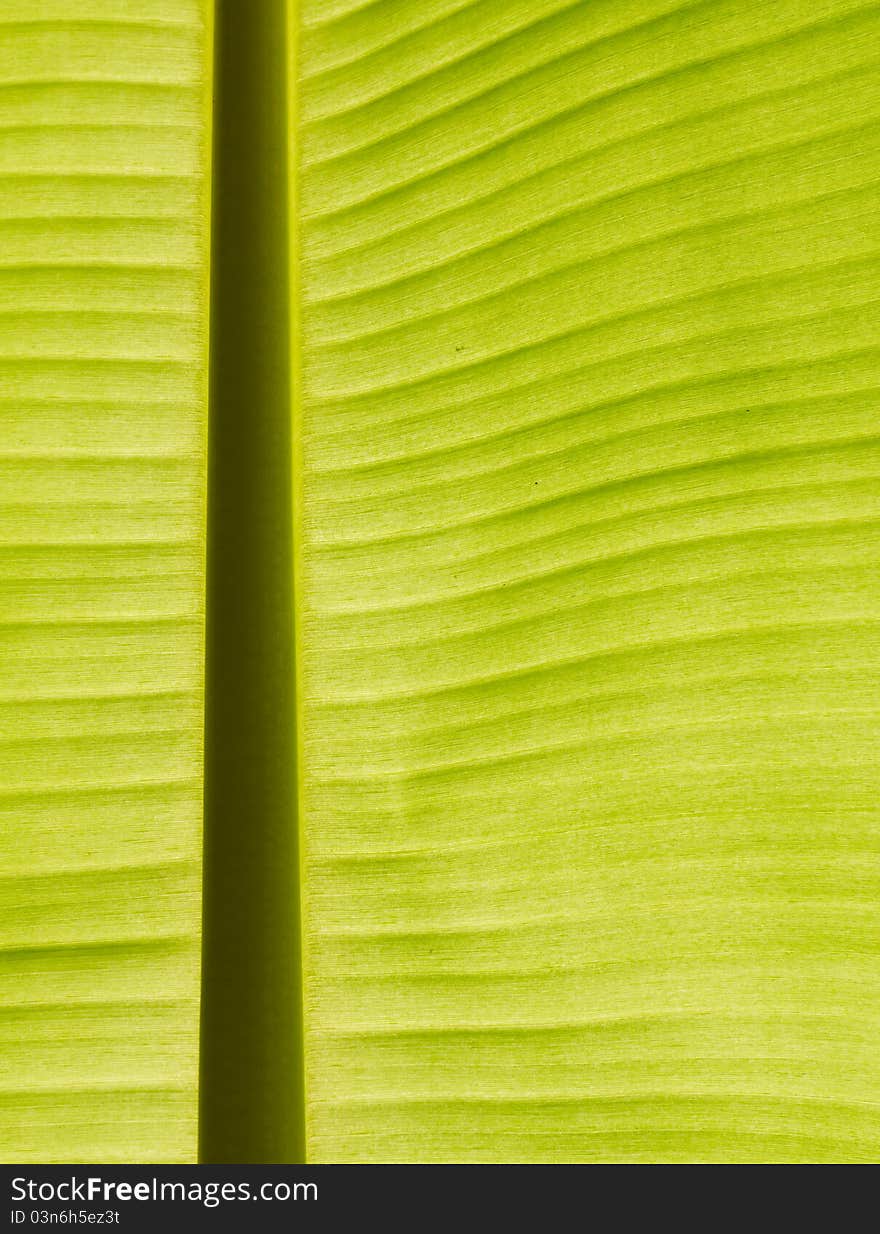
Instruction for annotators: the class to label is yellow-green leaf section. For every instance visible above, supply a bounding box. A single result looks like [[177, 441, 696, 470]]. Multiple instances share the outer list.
[[0, 1, 212, 1162], [293, 0, 880, 1161]]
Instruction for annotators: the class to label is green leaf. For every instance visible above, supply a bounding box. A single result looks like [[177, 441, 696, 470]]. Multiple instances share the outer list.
[[293, 0, 880, 1161], [4, 0, 880, 1166], [0, 1, 212, 1162]]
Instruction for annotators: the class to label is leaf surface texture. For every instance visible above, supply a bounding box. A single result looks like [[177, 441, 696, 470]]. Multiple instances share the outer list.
[[0, 0, 212, 1163], [293, 0, 880, 1162]]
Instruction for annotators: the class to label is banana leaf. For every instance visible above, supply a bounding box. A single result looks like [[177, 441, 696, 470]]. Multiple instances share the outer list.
[[294, 0, 880, 1162], [0, 1, 212, 1162], [3, 0, 880, 1165]]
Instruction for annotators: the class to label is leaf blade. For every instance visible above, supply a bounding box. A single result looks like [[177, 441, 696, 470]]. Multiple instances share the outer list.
[[0, 0, 212, 1164], [294, 0, 880, 1162]]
